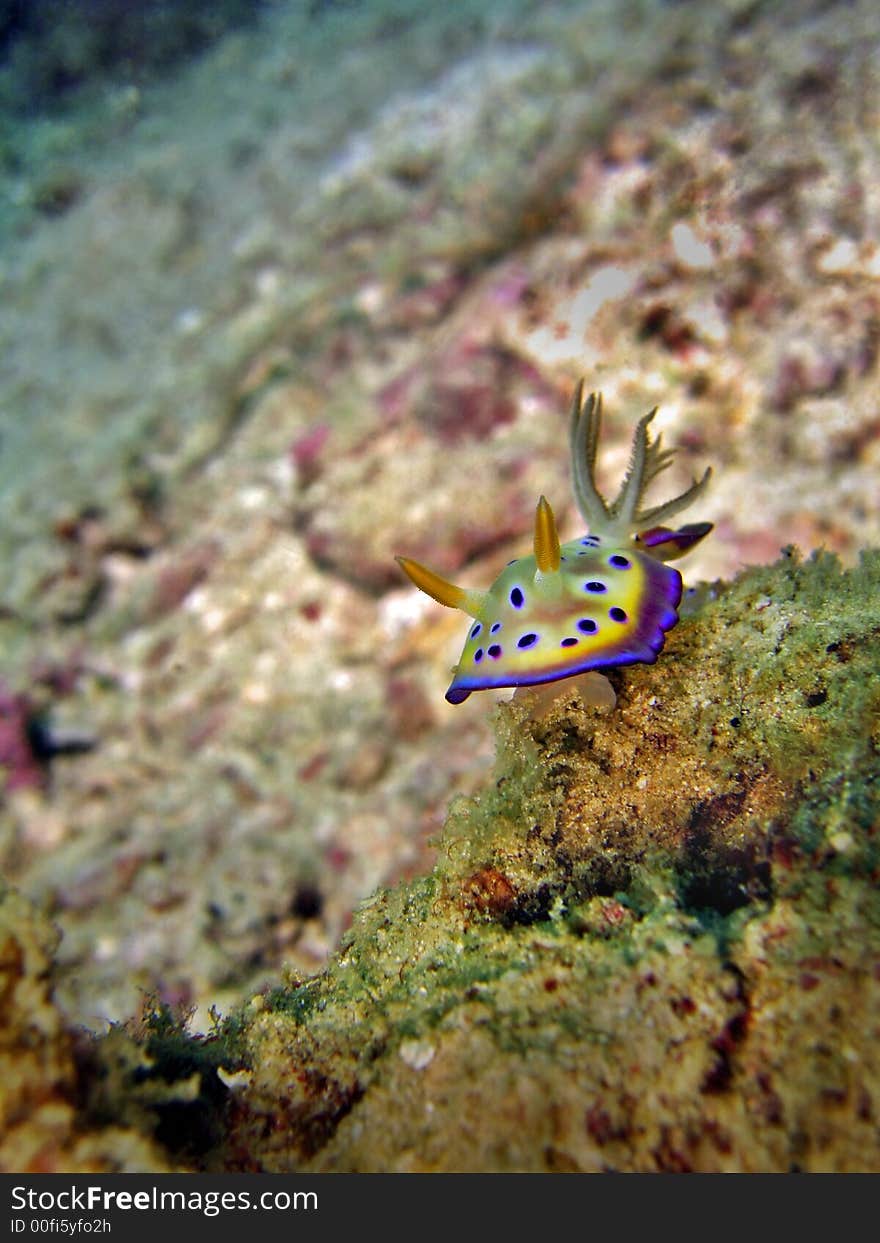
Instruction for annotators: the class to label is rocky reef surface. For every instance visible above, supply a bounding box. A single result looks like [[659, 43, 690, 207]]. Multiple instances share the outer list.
[[1, 0, 879, 1172], [3, 547, 878, 1170], [0, 879, 171, 1170]]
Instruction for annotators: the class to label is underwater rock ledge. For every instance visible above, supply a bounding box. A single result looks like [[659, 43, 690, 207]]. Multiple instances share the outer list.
[[220, 548, 880, 1172], [5, 547, 880, 1172]]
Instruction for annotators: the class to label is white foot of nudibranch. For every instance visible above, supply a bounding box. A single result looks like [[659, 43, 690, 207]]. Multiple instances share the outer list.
[[513, 671, 617, 717]]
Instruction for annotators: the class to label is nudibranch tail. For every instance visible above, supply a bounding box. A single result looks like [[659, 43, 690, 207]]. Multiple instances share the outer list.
[[533, 495, 561, 573], [394, 555, 487, 619], [635, 521, 714, 561]]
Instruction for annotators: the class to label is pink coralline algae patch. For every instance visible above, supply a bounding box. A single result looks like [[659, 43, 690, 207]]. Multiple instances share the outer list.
[[146, 541, 219, 621], [410, 341, 556, 446], [378, 338, 556, 444], [0, 684, 44, 793], [769, 306, 880, 413], [289, 423, 332, 485], [410, 345, 520, 445], [295, 336, 564, 592], [384, 271, 469, 330]]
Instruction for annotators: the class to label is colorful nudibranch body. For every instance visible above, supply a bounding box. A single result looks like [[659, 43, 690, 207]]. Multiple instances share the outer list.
[[397, 382, 712, 704]]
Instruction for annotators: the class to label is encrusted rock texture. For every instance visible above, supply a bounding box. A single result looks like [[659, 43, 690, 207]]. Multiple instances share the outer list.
[[0, 881, 173, 1171], [1, 0, 880, 1172], [5, 548, 878, 1171], [60, 548, 876, 1172]]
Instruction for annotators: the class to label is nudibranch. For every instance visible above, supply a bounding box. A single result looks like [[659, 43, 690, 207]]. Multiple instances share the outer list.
[[397, 381, 712, 705]]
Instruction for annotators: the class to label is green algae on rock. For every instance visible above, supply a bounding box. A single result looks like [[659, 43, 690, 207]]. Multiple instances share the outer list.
[[3, 547, 879, 1171], [191, 547, 880, 1172]]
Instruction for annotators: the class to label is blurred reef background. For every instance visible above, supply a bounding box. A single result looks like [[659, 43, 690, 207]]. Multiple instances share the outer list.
[[1, 0, 879, 1171]]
